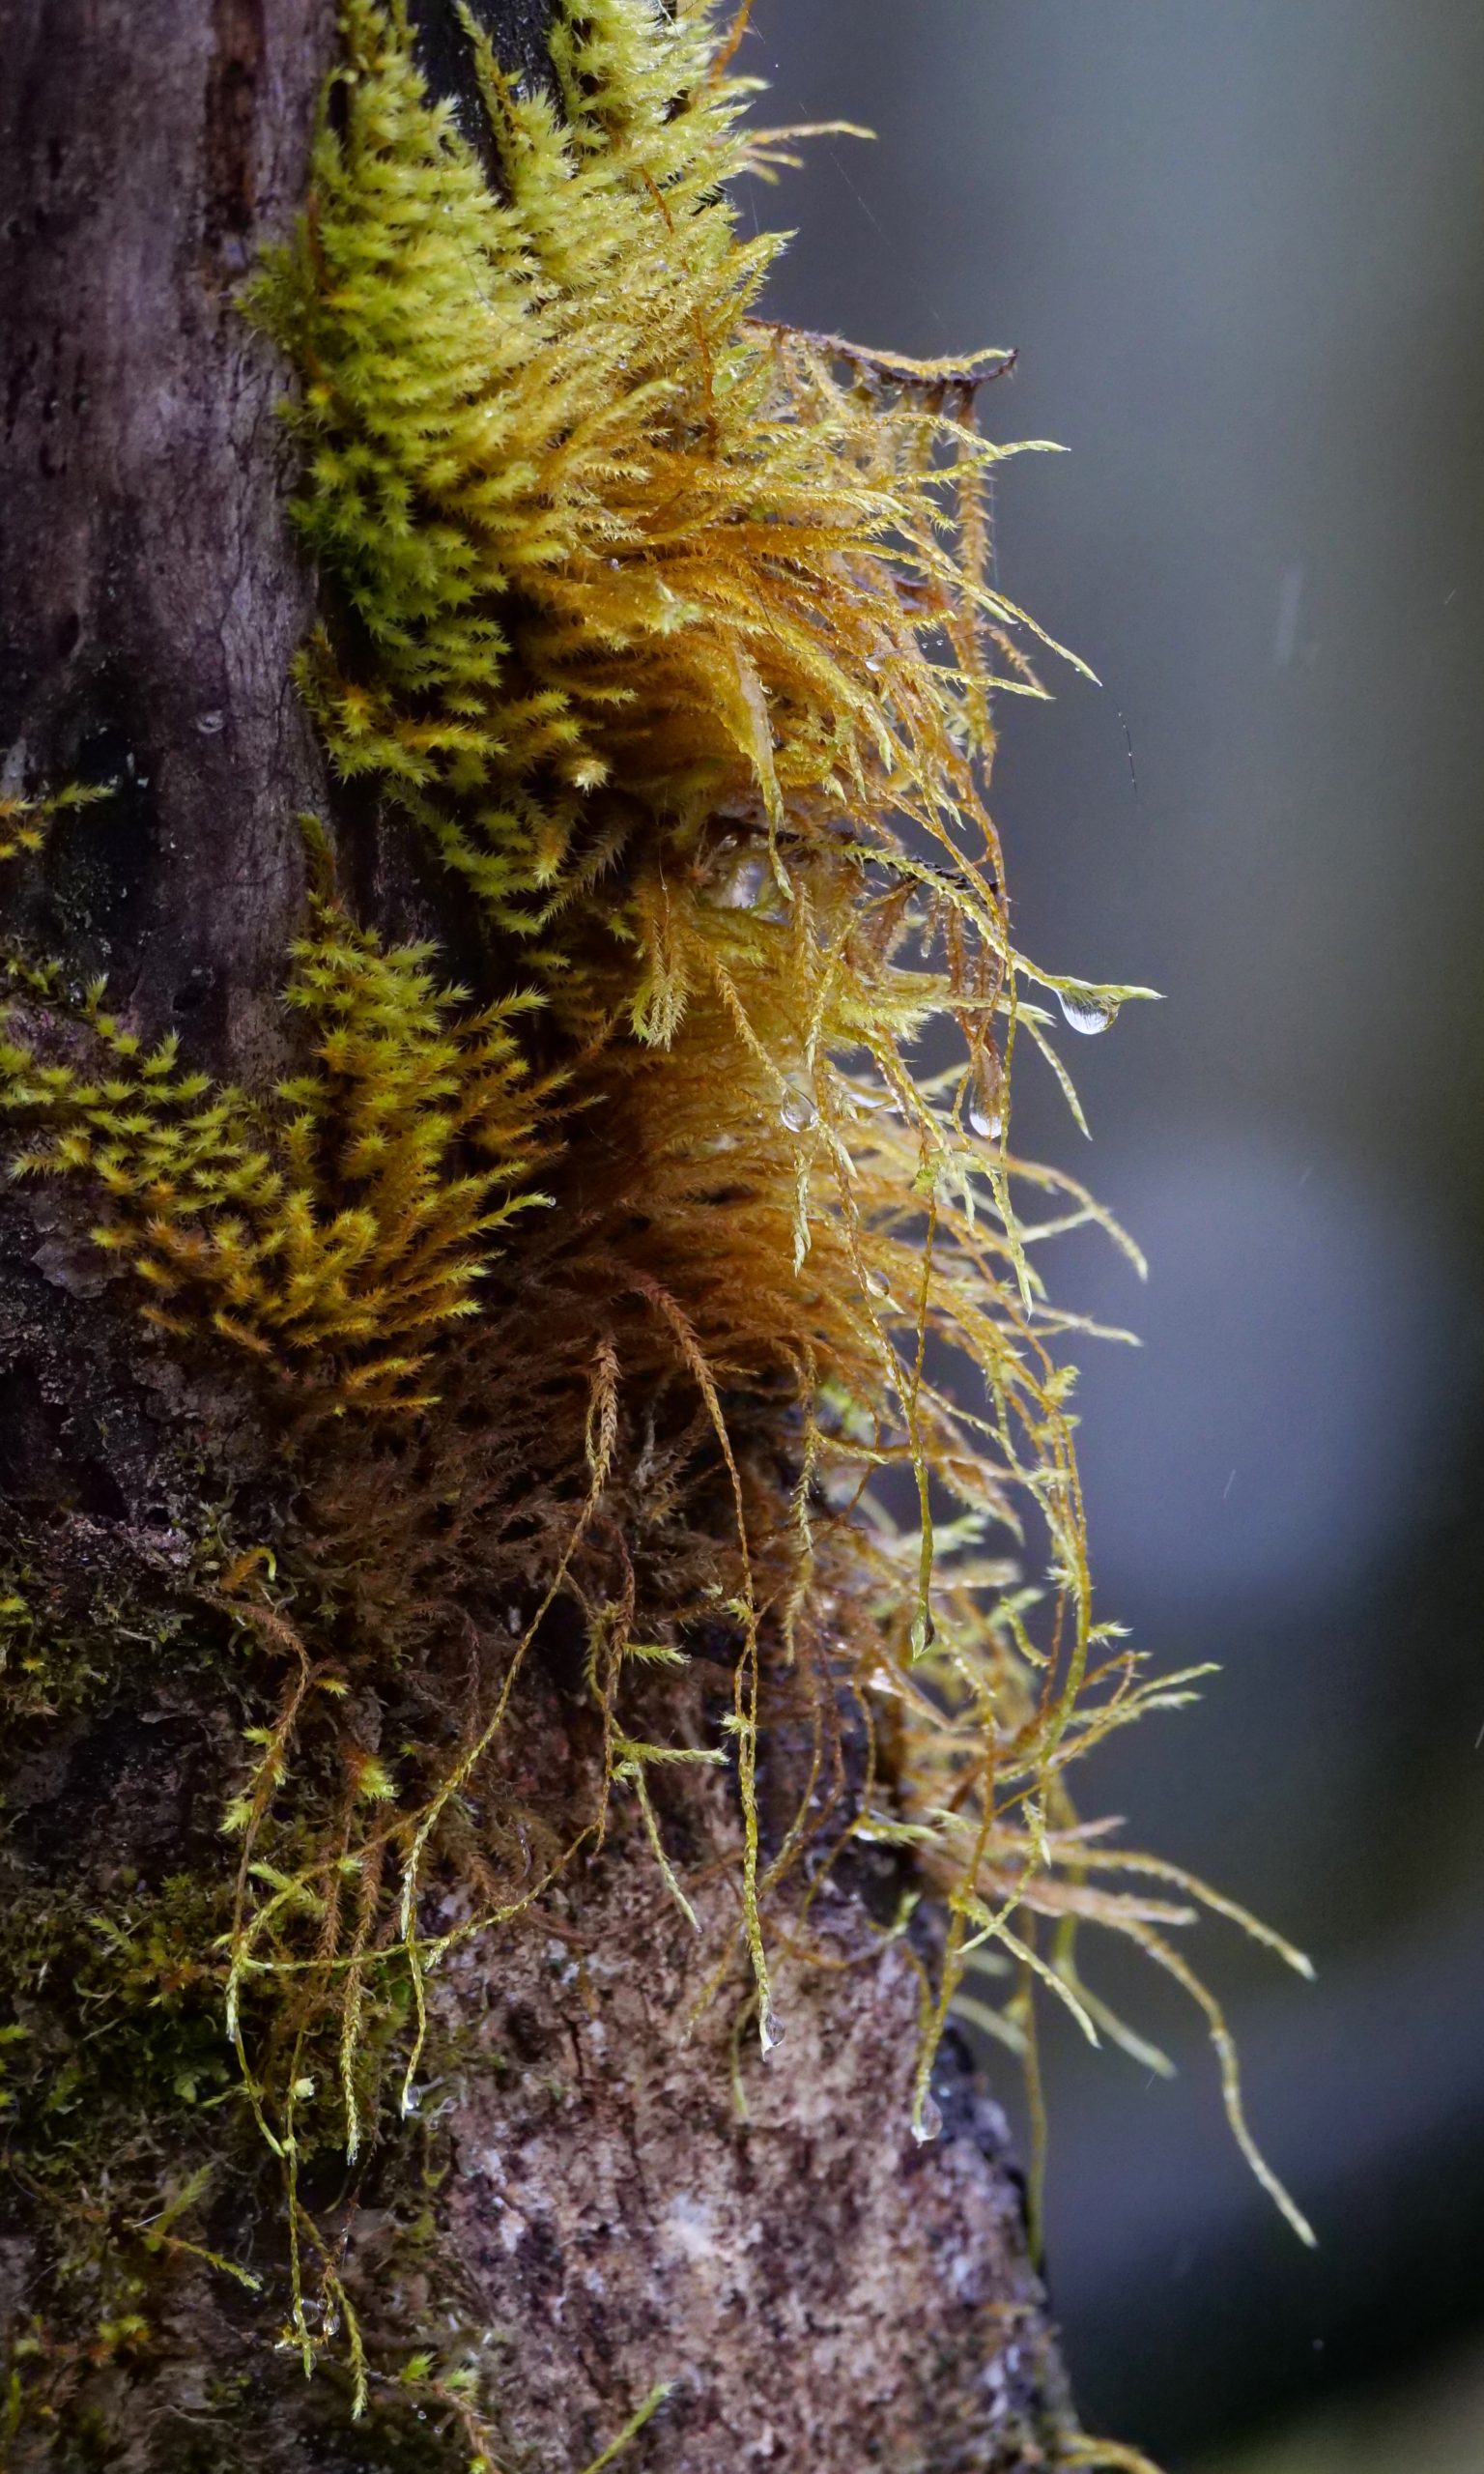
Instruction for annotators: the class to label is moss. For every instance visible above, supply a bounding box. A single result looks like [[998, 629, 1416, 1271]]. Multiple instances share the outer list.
[[0, 782, 111, 869], [0, 1871, 256, 2450], [248, 0, 1045, 948], [0, 1572, 108, 1720], [245, 0, 1307, 2245], [0, 885, 553, 1412], [0, 2, 1313, 2463]]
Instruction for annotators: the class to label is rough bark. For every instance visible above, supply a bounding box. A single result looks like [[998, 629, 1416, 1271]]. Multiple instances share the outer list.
[[418, 1842, 1068, 2471], [0, 3, 1074, 2466]]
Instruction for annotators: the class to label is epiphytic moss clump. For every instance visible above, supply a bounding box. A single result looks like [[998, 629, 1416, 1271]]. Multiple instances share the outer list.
[[0, 1, 1312, 2462], [0, 888, 552, 1413], [251, 0, 1050, 952]]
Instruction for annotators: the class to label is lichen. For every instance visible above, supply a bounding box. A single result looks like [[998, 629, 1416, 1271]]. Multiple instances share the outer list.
[[0, 1, 1313, 2463]]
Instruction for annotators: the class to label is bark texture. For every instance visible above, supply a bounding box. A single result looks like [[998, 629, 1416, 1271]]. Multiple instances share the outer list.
[[0, 3, 1074, 2465], [422, 1846, 1068, 2471]]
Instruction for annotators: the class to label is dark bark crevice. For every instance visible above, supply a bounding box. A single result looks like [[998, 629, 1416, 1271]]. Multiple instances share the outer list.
[[0, 0, 338, 1085]]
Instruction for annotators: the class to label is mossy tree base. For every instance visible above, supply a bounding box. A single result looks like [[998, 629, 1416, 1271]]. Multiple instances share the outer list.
[[0, 2, 1078, 2467]]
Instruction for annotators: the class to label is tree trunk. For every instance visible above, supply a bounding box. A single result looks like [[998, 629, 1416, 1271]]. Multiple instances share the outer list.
[[0, 4, 1075, 2466]]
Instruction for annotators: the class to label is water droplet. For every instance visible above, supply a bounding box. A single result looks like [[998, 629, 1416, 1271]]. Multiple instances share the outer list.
[[703, 847, 789, 919], [1057, 984, 1121, 1037], [194, 709, 226, 736], [711, 855, 768, 910], [967, 1056, 1005, 1140], [911, 2093, 943, 2144], [759, 2002, 785, 2056], [780, 1079, 817, 1134], [909, 1610, 936, 1658], [820, 1463, 864, 1509], [865, 1266, 894, 1302]]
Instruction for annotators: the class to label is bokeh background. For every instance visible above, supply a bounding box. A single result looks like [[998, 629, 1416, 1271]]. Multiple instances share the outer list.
[[750, 5, 1484, 2466]]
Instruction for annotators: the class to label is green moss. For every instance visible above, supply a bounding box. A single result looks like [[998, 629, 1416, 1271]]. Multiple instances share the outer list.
[[0, 782, 109, 869], [0, 1576, 102, 1720], [0, 1871, 254, 2444], [0, 887, 552, 1412]]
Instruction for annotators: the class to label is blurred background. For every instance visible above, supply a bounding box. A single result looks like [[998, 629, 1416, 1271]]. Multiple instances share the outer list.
[[751, 4, 1484, 2466]]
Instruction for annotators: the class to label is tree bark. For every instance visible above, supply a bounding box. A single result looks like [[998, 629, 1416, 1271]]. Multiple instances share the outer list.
[[0, 4, 1074, 2466]]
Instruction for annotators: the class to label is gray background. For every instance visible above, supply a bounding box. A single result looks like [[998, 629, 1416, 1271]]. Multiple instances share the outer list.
[[750, 5, 1484, 2464]]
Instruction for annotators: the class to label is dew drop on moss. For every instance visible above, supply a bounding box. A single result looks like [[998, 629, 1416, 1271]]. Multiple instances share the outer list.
[[780, 1080, 817, 1134], [909, 1610, 936, 1657], [1057, 985, 1121, 1036], [759, 2001, 786, 2055], [708, 854, 767, 909], [968, 1056, 1005, 1138], [704, 850, 789, 919], [821, 1462, 865, 1508], [911, 2093, 944, 2143]]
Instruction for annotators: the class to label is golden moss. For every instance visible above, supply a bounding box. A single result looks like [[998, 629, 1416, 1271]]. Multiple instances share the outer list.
[[249, 0, 1082, 1001]]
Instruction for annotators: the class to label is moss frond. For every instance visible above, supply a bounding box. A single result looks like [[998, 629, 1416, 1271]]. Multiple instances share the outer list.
[[250, 0, 1084, 989], [0, 892, 553, 1412], [0, 780, 110, 867]]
